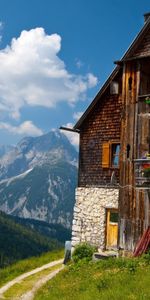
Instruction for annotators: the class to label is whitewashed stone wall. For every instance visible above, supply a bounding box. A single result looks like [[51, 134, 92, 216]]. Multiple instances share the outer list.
[[71, 187, 119, 250]]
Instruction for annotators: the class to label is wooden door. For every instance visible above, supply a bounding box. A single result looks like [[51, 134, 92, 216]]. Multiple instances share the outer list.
[[106, 209, 118, 249]]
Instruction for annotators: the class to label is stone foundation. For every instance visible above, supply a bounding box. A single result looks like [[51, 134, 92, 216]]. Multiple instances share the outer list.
[[71, 187, 119, 249]]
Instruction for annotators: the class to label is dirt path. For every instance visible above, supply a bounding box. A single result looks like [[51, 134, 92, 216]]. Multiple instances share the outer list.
[[0, 259, 63, 299], [20, 265, 64, 300]]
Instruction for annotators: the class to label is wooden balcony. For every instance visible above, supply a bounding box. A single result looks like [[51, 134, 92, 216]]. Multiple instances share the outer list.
[[134, 159, 150, 188]]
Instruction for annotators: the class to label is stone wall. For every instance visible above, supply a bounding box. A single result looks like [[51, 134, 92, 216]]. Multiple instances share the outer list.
[[71, 187, 119, 249]]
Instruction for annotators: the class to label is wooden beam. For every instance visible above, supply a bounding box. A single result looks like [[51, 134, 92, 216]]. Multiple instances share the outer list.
[[59, 126, 80, 133]]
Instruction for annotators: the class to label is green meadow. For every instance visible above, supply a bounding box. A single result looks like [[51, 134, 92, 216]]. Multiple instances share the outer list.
[[34, 254, 150, 300], [0, 249, 64, 288]]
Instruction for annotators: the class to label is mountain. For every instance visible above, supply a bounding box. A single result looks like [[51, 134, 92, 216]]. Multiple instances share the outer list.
[[0, 144, 15, 158], [0, 211, 62, 267], [0, 130, 77, 180], [0, 130, 78, 228]]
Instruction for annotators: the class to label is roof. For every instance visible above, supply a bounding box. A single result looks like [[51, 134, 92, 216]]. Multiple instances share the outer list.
[[74, 15, 150, 130], [116, 14, 150, 63], [74, 66, 120, 130]]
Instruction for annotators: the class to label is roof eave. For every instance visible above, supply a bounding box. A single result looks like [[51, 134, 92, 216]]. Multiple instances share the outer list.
[[116, 16, 150, 63], [114, 54, 150, 65], [74, 16, 150, 130], [60, 126, 80, 133]]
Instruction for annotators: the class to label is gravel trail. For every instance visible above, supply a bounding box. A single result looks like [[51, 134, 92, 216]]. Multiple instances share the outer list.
[[0, 258, 63, 299]]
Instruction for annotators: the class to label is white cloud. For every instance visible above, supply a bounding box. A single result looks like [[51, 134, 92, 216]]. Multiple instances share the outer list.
[[61, 111, 84, 148], [0, 27, 98, 120], [87, 73, 98, 87], [0, 121, 43, 136], [60, 123, 79, 148], [73, 111, 83, 121], [76, 59, 83, 69]]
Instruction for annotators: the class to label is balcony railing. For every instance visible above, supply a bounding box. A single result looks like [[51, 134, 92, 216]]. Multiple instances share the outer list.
[[134, 159, 150, 188]]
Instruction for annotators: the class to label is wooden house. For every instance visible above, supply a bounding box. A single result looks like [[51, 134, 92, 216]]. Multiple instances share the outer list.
[[61, 14, 150, 254]]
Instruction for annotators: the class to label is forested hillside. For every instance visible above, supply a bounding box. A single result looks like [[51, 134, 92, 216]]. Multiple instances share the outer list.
[[11, 215, 71, 243], [0, 211, 64, 268]]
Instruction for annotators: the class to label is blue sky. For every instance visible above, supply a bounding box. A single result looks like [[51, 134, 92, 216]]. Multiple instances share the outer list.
[[0, 0, 149, 147]]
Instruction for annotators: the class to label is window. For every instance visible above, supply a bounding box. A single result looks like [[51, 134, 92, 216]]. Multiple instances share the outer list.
[[128, 76, 132, 91], [111, 144, 120, 167], [110, 211, 118, 223], [127, 144, 130, 159], [102, 142, 120, 168]]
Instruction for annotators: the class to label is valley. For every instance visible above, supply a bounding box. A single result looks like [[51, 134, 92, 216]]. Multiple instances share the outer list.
[[0, 130, 77, 267]]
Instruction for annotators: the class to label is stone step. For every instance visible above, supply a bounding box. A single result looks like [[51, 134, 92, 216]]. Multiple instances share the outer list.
[[93, 250, 118, 260]]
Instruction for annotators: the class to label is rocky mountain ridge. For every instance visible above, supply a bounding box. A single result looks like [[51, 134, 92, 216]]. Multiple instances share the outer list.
[[0, 130, 77, 180], [0, 130, 78, 228]]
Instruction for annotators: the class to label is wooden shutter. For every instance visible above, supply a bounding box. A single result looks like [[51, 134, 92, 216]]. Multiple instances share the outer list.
[[102, 142, 110, 168]]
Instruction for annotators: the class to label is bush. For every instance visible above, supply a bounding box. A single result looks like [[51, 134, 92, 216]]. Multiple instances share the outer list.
[[96, 277, 109, 292], [141, 250, 150, 265], [72, 243, 96, 263]]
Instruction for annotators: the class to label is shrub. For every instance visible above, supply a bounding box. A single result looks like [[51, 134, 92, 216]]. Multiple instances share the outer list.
[[96, 277, 109, 292], [126, 260, 138, 273], [141, 250, 150, 265], [72, 243, 96, 263]]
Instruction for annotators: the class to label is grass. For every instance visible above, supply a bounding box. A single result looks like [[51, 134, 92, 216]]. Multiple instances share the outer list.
[[3, 263, 62, 299], [34, 254, 150, 300], [0, 249, 64, 288]]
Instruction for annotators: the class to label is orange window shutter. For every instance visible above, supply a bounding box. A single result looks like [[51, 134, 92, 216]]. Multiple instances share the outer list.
[[102, 142, 110, 168]]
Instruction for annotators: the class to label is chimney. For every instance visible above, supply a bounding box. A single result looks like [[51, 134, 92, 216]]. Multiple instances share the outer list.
[[144, 12, 150, 23]]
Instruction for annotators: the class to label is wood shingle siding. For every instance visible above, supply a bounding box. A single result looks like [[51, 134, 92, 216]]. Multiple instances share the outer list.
[[78, 81, 122, 186], [132, 27, 150, 58]]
